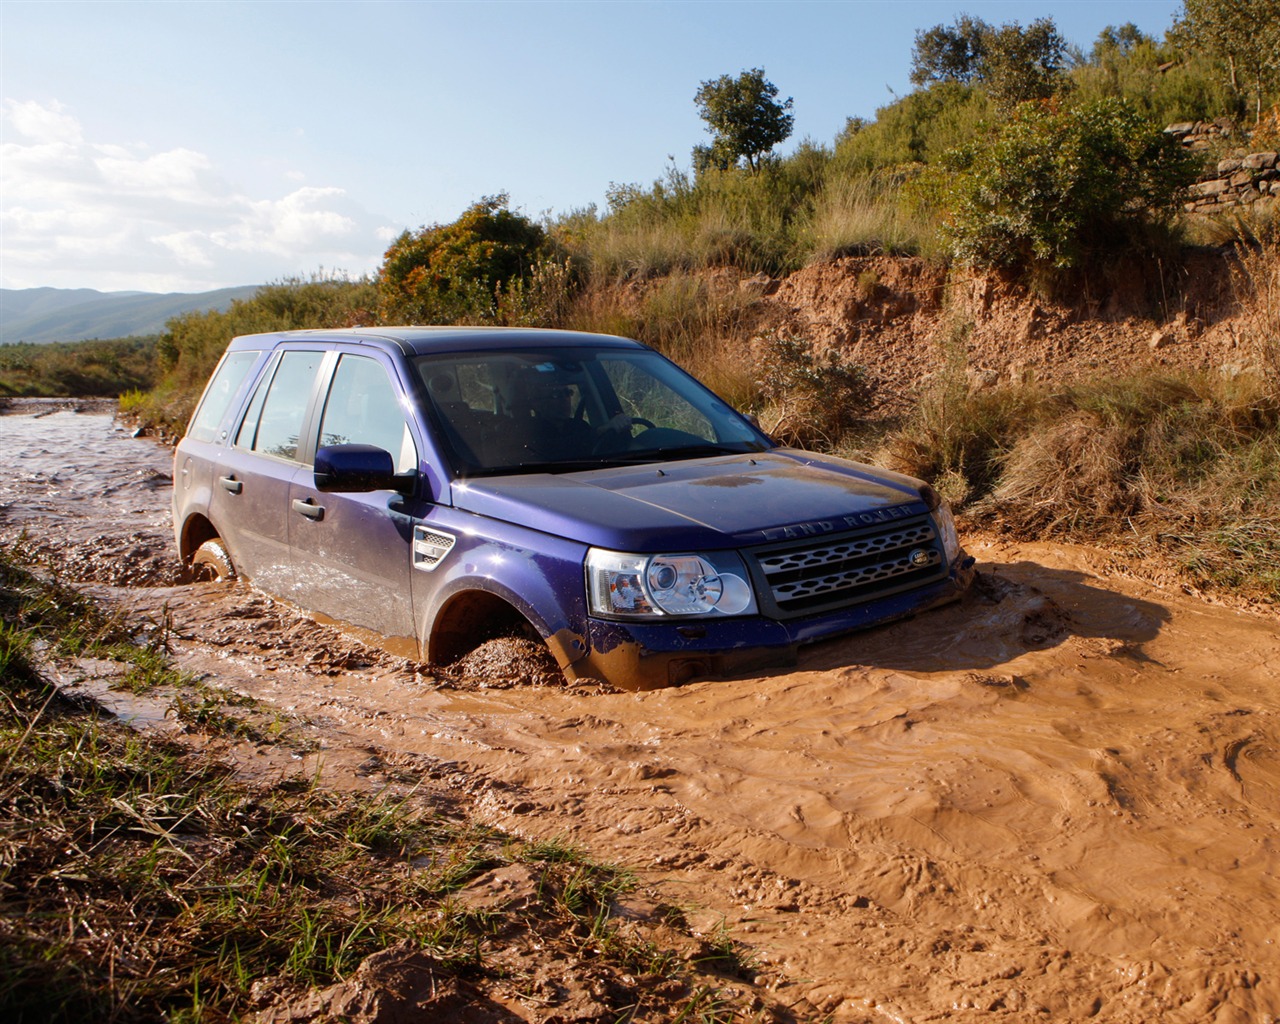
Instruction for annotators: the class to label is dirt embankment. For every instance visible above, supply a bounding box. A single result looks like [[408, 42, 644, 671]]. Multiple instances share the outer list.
[[678, 251, 1258, 412], [4, 406, 1280, 1022]]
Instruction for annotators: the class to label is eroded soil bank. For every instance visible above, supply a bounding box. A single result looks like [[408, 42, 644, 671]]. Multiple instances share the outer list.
[[4, 406, 1279, 1023]]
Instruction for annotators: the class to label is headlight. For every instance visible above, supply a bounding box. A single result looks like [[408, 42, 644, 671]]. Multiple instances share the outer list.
[[918, 484, 961, 563], [586, 548, 756, 619], [932, 500, 962, 562]]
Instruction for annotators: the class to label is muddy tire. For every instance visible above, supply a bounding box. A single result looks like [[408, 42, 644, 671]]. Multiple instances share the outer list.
[[192, 539, 236, 582]]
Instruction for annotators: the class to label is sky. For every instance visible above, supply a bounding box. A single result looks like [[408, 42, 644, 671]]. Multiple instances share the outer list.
[[1, 0, 1184, 294]]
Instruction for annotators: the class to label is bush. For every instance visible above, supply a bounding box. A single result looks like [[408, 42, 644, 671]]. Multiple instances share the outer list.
[[0, 337, 159, 398], [555, 147, 833, 280], [378, 194, 548, 323], [755, 332, 878, 448], [794, 169, 937, 262], [917, 98, 1197, 271], [1070, 24, 1238, 125], [831, 82, 993, 176], [886, 367, 1280, 602], [1229, 234, 1280, 388]]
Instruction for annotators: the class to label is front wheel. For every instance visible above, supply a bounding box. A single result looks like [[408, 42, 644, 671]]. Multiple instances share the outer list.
[[191, 538, 236, 582]]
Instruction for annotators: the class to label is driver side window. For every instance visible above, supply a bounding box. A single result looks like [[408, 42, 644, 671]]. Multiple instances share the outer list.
[[599, 357, 715, 440], [317, 354, 418, 473]]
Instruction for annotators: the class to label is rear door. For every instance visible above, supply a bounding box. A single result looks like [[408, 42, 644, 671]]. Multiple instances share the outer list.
[[211, 347, 327, 588]]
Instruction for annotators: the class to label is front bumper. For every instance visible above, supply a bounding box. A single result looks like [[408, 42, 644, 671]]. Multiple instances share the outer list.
[[563, 554, 976, 690]]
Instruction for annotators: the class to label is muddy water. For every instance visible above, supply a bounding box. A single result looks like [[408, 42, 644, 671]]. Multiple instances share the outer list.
[[5, 407, 1280, 1023]]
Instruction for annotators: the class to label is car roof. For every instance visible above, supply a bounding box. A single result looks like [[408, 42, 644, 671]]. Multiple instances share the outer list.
[[225, 326, 648, 356]]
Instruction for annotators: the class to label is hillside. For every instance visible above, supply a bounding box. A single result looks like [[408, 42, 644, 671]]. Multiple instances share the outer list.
[[0, 285, 261, 345]]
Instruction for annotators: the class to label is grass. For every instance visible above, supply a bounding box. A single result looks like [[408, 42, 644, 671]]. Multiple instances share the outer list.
[[881, 361, 1280, 603], [794, 172, 938, 263], [1, 542, 775, 1023]]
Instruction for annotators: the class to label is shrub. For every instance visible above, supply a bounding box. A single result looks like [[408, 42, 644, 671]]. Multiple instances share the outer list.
[[1070, 24, 1237, 125], [378, 194, 547, 323], [795, 169, 937, 262], [1229, 234, 1280, 388], [831, 82, 993, 175], [917, 97, 1197, 271], [0, 337, 159, 398], [755, 332, 878, 448], [886, 367, 1280, 601], [557, 152, 829, 279]]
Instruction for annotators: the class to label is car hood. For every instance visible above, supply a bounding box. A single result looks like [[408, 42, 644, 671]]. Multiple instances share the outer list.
[[450, 450, 930, 550]]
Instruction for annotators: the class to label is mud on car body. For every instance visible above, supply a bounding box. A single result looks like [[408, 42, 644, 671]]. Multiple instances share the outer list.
[[172, 327, 974, 690]]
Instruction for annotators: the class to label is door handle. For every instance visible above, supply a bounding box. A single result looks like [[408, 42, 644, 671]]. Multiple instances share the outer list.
[[292, 497, 324, 521], [218, 476, 243, 494]]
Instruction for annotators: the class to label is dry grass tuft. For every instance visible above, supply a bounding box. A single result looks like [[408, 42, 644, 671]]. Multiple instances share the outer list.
[[994, 410, 1142, 531], [1229, 235, 1280, 386]]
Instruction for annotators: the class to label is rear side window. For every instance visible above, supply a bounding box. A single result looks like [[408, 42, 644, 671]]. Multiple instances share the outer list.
[[235, 350, 324, 461], [187, 351, 259, 443]]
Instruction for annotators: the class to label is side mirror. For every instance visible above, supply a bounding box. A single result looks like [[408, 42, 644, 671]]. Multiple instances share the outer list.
[[314, 444, 398, 493]]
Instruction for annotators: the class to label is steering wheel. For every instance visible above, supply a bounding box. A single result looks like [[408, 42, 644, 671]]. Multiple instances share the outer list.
[[592, 416, 656, 454]]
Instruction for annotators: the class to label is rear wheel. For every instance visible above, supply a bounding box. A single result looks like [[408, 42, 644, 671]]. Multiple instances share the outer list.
[[192, 539, 236, 582]]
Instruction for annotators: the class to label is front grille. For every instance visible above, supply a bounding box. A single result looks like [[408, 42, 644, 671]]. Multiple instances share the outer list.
[[750, 516, 945, 616]]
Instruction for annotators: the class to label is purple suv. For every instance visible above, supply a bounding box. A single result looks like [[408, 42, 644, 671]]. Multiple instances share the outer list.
[[172, 327, 973, 689]]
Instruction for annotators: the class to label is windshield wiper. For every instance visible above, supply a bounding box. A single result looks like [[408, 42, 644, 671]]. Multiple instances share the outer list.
[[623, 443, 763, 461], [462, 444, 767, 478]]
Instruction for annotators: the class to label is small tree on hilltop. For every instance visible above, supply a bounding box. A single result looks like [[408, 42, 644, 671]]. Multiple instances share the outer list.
[[910, 14, 989, 85], [693, 68, 794, 172], [910, 15, 1068, 112]]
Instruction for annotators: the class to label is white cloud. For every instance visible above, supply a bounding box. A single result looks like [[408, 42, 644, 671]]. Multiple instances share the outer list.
[[0, 99, 387, 291], [4, 98, 82, 144]]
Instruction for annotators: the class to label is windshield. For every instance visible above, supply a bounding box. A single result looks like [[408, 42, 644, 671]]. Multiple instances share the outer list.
[[414, 346, 772, 476]]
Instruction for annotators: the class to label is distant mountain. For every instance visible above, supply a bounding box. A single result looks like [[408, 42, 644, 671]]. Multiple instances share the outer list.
[[0, 285, 263, 345]]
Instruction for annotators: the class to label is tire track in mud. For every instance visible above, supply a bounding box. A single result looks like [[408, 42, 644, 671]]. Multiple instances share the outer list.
[[6, 407, 1280, 1023]]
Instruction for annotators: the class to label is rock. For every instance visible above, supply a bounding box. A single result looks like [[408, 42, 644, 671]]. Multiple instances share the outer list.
[[1149, 329, 1175, 351], [967, 368, 1001, 390], [1218, 158, 1242, 173], [1194, 179, 1230, 197], [739, 272, 776, 297], [251, 941, 480, 1023], [1007, 360, 1037, 384], [1242, 152, 1278, 170], [1171, 311, 1203, 340]]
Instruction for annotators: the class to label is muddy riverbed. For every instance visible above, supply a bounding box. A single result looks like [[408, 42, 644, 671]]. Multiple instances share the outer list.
[[4, 406, 1279, 1023]]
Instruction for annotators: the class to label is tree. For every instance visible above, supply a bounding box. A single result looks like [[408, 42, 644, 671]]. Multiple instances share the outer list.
[[1091, 22, 1151, 60], [1179, 0, 1280, 123], [981, 19, 1068, 110], [693, 68, 794, 172], [910, 15, 990, 86], [910, 16, 1068, 111], [378, 194, 546, 323]]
